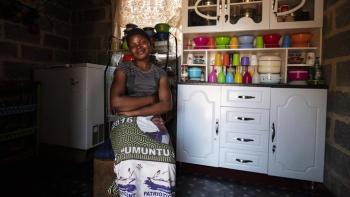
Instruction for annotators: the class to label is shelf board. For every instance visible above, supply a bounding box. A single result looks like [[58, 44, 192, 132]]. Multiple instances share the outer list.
[[184, 47, 318, 52], [184, 48, 287, 52], [287, 47, 318, 50], [0, 104, 36, 117], [182, 64, 206, 67], [0, 127, 36, 142], [288, 64, 313, 67], [229, 1, 263, 6], [188, 5, 217, 9]]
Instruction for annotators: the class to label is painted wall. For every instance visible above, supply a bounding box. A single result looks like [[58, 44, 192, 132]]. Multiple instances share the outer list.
[[323, 0, 350, 196]]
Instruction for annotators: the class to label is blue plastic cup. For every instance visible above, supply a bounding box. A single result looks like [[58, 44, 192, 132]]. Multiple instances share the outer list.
[[282, 35, 291, 47]]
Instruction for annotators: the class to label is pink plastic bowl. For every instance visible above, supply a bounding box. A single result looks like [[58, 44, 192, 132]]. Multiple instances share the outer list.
[[193, 36, 209, 47], [288, 70, 309, 81]]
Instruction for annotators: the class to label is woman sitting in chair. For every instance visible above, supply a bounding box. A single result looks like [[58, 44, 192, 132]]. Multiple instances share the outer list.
[[108, 28, 175, 197]]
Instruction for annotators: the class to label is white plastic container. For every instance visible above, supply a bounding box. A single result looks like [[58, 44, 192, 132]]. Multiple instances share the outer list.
[[260, 73, 281, 84], [258, 55, 281, 74]]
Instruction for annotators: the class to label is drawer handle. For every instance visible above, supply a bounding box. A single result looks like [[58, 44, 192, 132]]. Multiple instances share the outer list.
[[235, 158, 253, 163], [237, 95, 255, 99], [236, 117, 255, 121], [234, 138, 254, 142]]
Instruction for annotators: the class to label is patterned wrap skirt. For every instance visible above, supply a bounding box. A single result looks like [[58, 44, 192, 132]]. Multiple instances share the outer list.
[[108, 115, 176, 197]]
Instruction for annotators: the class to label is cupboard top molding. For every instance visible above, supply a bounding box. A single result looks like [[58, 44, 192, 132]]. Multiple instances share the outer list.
[[177, 83, 328, 89]]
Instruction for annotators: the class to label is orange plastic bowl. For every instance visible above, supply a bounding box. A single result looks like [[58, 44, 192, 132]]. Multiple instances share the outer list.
[[291, 33, 312, 44]]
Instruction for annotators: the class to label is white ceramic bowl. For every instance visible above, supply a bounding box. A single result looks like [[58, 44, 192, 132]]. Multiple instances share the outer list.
[[260, 73, 281, 84]]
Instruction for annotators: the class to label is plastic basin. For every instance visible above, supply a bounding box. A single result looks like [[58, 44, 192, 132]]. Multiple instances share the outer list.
[[238, 35, 254, 44], [193, 36, 209, 48], [291, 33, 312, 44], [215, 36, 230, 48]]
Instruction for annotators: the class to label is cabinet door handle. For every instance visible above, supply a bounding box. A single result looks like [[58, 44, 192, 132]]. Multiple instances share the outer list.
[[234, 138, 254, 142], [272, 0, 277, 15], [224, 0, 228, 22], [70, 78, 79, 86], [194, 0, 217, 20], [235, 158, 253, 163], [217, 0, 222, 22], [272, 145, 276, 154], [272, 122, 276, 142], [215, 119, 219, 135], [236, 117, 255, 121], [237, 95, 255, 99]]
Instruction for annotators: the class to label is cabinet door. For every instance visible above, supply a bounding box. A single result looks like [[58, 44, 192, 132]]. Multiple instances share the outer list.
[[177, 85, 220, 167], [268, 88, 327, 182], [270, 0, 324, 29], [222, 0, 270, 31], [182, 0, 222, 33]]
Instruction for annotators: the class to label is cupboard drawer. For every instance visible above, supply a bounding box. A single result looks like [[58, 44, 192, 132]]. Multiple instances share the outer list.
[[221, 87, 270, 109], [219, 148, 268, 174], [220, 107, 270, 130], [220, 129, 268, 152]]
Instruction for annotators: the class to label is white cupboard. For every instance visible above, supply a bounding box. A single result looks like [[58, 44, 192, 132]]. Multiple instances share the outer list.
[[176, 85, 220, 167], [268, 88, 327, 182], [176, 85, 327, 182]]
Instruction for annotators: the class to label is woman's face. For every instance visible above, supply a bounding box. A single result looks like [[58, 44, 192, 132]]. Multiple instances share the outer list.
[[128, 34, 151, 61]]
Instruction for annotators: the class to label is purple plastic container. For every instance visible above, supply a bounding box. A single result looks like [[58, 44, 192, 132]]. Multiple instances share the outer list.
[[241, 56, 250, 66]]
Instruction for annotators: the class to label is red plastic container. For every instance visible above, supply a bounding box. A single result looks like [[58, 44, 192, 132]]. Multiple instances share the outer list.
[[122, 53, 134, 62], [263, 34, 281, 48], [288, 70, 309, 81]]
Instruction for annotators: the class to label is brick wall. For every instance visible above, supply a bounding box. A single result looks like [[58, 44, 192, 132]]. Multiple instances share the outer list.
[[0, 0, 113, 81], [323, 0, 350, 196], [0, 0, 72, 81], [71, 0, 113, 66]]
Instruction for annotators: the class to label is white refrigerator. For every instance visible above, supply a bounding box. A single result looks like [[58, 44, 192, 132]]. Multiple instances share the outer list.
[[34, 63, 114, 150]]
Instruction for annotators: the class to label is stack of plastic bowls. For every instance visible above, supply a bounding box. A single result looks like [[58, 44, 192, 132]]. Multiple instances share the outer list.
[[215, 36, 230, 49], [193, 36, 209, 49], [238, 35, 254, 48]]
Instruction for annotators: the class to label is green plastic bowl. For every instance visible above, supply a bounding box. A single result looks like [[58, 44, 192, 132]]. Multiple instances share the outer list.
[[121, 41, 128, 50], [215, 36, 230, 48], [155, 23, 170, 33]]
